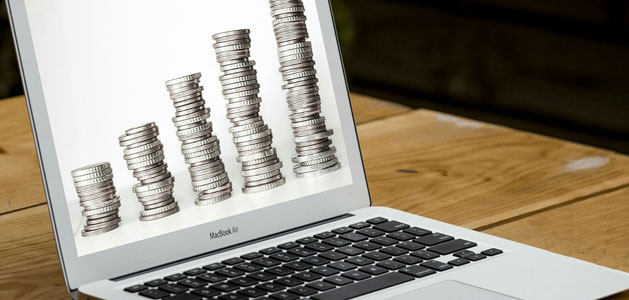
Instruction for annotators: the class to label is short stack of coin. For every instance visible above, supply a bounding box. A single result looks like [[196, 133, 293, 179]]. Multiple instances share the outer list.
[[119, 122, 179, 220], [268, 0, 341, 177], [164, 73, 233, 205], [212, 29, 286, 193], [71, 162, 121, 237]]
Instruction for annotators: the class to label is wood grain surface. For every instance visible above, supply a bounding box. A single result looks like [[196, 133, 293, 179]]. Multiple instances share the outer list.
[[0, 94, 627, 299]]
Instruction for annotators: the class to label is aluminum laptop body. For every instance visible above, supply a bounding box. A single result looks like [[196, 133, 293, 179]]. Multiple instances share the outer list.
[[6, 0, 629, 299]]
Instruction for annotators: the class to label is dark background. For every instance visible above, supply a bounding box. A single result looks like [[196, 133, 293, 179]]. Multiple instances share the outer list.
[[1, 1, 628, 153]]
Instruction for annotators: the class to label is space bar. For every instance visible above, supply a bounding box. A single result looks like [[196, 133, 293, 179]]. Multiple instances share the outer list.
[[312, 272, 415, 300]]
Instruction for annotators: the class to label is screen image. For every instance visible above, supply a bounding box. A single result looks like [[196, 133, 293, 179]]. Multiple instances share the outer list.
[[24, 0, 353, 256]]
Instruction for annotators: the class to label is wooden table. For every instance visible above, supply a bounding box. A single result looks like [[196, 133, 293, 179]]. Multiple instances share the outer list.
[[0, 94, 627, 299]]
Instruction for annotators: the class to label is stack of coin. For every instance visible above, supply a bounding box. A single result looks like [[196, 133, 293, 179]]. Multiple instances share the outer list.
[[118, 123, 179, 220], [268, 0, 341, 177], [164, 73, 233, 205], [70, 162, 121, 237], [212, 29, 286, 193]]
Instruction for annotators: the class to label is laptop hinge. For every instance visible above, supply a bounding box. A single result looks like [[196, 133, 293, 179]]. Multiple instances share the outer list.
[[110, 213, 354, 281]]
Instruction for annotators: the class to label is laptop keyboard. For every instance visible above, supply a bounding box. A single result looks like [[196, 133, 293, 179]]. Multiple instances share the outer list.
[[123, 217, 503, 299]]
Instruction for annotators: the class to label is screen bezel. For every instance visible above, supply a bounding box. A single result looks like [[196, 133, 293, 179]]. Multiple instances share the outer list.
[[6, 0, 370, 291]]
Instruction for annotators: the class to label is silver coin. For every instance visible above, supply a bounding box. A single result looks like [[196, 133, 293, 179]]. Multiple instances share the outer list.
[[193, 177, 231, 192], [81, 223, 119, 237], [294, 157, 338, 174], [83, 217, 120, 231], [139, 205, 179, 221], [135, 183, 174, 198], [292, 146, 337, 163], [82, 202, 121, 217], [71, 162, 111, 177], [72, 167, 112, 182], [242, 176, 286, 194], [143, 198, 175, 210], [195, 193, 231, 206], [244, 174, 284, 187], [185, 150, 221, 164], [241, 161, 283, 177], [243, 169, 282, 182], [295, 162, 341, 178], [133, 176, 174, 193], [85, 213, 118, 225]]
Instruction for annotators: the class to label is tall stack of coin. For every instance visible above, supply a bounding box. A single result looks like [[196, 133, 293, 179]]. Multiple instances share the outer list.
[[268, 0, 341, 177], [119, 123, 179, 220], [164, 73, 232, 205], [70, 162, 121, 237], [212, 29, 286, 193]]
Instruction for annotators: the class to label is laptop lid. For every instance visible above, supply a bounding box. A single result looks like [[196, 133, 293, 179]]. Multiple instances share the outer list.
[[6, 0, 370, 292]]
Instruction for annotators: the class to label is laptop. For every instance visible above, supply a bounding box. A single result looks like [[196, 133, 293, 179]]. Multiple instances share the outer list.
[[6, 0, 629, 299]]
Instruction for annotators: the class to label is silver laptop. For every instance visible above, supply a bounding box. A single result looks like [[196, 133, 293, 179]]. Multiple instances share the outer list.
[[7, 0, 629, 299]]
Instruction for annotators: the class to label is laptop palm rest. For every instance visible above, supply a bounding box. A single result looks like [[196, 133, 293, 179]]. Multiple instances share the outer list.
[[386, 280, 521, 300]]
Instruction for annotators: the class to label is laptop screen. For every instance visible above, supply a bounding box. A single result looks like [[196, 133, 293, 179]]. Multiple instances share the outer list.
[[22, 0, 354, 257]]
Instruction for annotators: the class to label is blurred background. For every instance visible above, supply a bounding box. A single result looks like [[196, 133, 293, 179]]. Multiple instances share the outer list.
[[1, 1, 627, 153]]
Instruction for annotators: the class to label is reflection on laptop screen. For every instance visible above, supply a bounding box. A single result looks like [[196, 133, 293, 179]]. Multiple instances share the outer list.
[[23, 0, 353, 256]]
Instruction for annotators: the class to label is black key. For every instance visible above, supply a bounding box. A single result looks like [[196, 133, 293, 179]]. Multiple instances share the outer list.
[[380, 246, 408, 256], [270, 291, 299, 300], [178, 278, 207, 288], [357, 228, 385, 238], [323, 237, 351, 247], [319, 251, 347, 261], [293, 271, 322, 281], [260, 247, 282, 255], [278, 242, 300, 250], [306, 242, 334, 252], [467, 254, 487, 261], [332, 227, 353, 234], [359, 265, 388, 275], [366, 217, 388, 224], [124, 284, 148, 293], [191, 287, 221, 298], [349, 222, 371, 229], [482, 248, 503, 256], [229, 276, 258, 287], [363, 251, 391, 261], [197, 273, 226, 283], [288, 247, 317, 257], [394, 255, 422, 265], [257, 282, 285, 292], [266, 266, 294, 276], [343, 270, 371, 281], [427, 239, 477, 255], [274, 277, 304, 287], [216, 268, 245, 278], [253, 257, 281, 267], [144, 279, 168, 287], [203, 263, 225, 271], [183, 268, 206, 276], [339, 232, 368, 242], [248, 271, 276, 281], [284, 261, 312, 271], [311, 266, 340, 276], [376, 260, 406, 270], [270, 252, 299, 262], [421, 260, 453, 271], [345, 256, 374, 266], [324, 275, 353, 286], [399, 265, 436, 278], [222, 257, 245, 265], [159, 283, 188, 294], [370, 236, 398, 246], [337, 246, 365, 256], [403, 227, 431, 237], [314, 232, 335, 239], [313, 272, 414, 300], [329, 261, 357, 271], [397, 241, 424, 251], [218, 293, 247, 300], [211, 282, 240, 292], [139, 289, 170, 299], [411, 250, 439, 260], [289, 286, 318, 296], [454, 250, 475, 258], [353, 241, 381, 251], [296, 237, 317, 244], [165, 293, 202, 300], [387, 232, 414, 241], [448, 258, 470, 266], [165, 274, 187, 282], [238, 287, 267, 297], [301, 256, 330, 266], [414, 233, 454, 246], [241, 252, 263, 260], [373, 221, 409, 233], [234, 262, 263, 272], [307, 281, 336, 291]]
